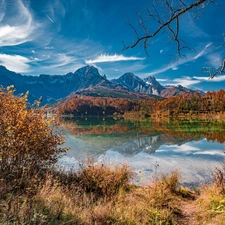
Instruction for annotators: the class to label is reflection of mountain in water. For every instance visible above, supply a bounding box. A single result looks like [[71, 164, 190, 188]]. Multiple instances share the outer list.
[[111, 134, 191, 156], [62, 131, 192, 158], [59, 117, 225, 157], [59, 117, 225, 187]]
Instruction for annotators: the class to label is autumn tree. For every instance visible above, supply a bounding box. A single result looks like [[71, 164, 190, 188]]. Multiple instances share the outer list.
[[0, 86, 66, 192]]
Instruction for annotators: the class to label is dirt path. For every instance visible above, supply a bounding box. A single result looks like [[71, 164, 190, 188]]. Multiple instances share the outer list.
[[179, 199, 200, 225]]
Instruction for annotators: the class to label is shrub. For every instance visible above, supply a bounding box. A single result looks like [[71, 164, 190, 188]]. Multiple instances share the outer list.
[[57, 159, 135, 198], [0, 86, 66, 194]]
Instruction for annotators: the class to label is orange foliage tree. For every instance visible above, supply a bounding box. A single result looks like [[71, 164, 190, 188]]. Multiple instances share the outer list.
[[0, 86, 66, 191]]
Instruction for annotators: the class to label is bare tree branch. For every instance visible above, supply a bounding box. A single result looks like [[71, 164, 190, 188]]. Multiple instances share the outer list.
[[208, 59, 225, 79], [123, 0, 224, 78], [123, 0, 213, 56]]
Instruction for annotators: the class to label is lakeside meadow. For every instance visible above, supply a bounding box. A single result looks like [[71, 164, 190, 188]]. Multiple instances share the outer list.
[[1, 87, 225, 225]]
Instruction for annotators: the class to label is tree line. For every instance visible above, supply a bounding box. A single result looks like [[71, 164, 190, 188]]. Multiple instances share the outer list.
[[56, 90, 225, 118]]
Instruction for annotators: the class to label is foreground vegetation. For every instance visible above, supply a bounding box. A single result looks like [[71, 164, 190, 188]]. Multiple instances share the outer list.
[[1, 87, 225, 224], [1, 160, 225, 225]]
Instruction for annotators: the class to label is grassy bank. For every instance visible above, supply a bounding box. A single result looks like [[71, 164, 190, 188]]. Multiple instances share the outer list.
[[1, 161, 225, 225]]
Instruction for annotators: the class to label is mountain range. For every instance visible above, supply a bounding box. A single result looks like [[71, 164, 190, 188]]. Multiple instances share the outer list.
[[0, 65, 201, 104]]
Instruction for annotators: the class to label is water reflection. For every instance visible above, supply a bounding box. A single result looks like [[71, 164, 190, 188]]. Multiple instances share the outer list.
[[58, 117, 225, 187]]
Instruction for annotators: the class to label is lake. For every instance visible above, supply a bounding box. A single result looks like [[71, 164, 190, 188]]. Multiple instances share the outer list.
[[57, 117, 225, 187]]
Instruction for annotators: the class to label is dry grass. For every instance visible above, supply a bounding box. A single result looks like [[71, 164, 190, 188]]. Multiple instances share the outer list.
[[196, 164, 225, 225], [2, 159, 225, 225], [0, 163, 189, 225]]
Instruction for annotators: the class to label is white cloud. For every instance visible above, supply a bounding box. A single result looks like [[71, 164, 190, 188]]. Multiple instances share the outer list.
[[206, 53, 224, 68], [193, 151, 225, 156], [163, 143, 200, 153], [26, 53, 85, 75], [0, 0, 39, 47], [193, 75, 225, 82], [0, 54, 31, 72], [193, 42, 212, 60], [44, 46, 54, 50], [146, 43, 212, 77], [208, 75, 225, 82], [156, 78, 169, 82], [85, 63, 103, 73], [54, 53, 74, 67], [171, 77, 201, 87], [166, 73, 225, 89], [172, 67, 178, 70], [0, 1, 6, 22], [181, 12, 208, 38], [85, 53, 145, 64]]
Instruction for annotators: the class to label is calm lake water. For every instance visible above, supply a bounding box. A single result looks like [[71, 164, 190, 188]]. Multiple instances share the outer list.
[[58, 117, 225, 187]]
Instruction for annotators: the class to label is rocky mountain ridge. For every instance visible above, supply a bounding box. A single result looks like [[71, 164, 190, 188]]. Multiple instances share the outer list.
[[0, 65, 201, 104], [112, 72, 201, 98]]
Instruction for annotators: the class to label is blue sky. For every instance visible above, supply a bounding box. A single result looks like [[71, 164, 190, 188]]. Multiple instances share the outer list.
[[0, 0, 225, 92]]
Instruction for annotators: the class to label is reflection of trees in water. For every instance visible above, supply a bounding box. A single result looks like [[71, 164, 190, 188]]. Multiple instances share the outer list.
[[59, 117, 136, 135], [151, 120, 225, 143], [60, 117, 225, 143], [60, 117, 225, 157]]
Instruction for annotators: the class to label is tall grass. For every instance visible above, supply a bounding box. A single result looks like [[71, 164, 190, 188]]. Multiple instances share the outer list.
[[0, 162, 189, 225], [196, 163, 225, 224], [2, 160, 225, 225]]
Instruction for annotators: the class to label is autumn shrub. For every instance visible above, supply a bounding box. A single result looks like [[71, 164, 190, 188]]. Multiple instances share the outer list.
[[0, 86, 66, 195], [56, 159, 134, 199]]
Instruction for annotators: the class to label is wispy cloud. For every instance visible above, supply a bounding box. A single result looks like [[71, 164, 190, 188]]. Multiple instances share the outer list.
[[146, 43, 212, 77], [44, 0, 65, 29], [206, 52, 224, 68], [164, 72, 225, 89], [171, 76, 201, 88], [193, 75, 225, 82], [156, 78, 169, 82], [193, 43, 212, 60], [85, 53, 145, 64], [181, 12, 208, 38], [27, 52, 85, 75], [0, 0, 39, 47], [0, 54, 31, 72], [96, 61, 148, 79]]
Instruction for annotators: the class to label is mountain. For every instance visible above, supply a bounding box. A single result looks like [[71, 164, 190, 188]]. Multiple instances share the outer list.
[[0, 65, 202, 104], [0, 65, 125, 104], [112, 73, 153, 94], [112, 73, 165, 96], [144, 76, 165, 95], [160, 85, 200, 98], [112, 72, 202, 97]]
